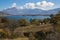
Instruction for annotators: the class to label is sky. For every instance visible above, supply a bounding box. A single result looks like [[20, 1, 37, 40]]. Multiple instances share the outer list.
[[0, 0, 60, 11]]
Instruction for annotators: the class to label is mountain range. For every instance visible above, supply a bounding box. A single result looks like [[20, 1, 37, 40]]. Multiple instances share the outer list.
[[0, 12, 10, 16], [0, 7, 60, 15]]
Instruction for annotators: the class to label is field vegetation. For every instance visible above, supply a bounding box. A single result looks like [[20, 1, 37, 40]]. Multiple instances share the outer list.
[[0, 11, 60, 40]]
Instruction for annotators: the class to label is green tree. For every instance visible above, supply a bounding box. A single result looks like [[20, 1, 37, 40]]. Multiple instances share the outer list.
[[30, 19, 40, 25], [50, 11, 60, 25], [43, 18, 50, 24], [50, 14, 54, 18], [50, 14, 57, 25], [50, 11, 60, 32]]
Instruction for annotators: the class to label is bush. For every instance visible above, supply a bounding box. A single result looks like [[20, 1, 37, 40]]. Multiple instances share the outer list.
[[0, 31, 8, 39], [10, 34, 18, 39], [24, 32, 30, 37], [30, 19, 40, 25], [18, 18, 27, 26]]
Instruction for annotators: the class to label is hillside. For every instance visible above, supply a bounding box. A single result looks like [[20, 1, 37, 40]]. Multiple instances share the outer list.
[[0, 12, 10, 16], [2, 7, 60, 15]]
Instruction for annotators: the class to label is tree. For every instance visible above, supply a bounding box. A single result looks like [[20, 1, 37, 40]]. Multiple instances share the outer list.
[[0, 30, 8, 39], [50, 14, 54, 18], [43, 18, 50, 24], [50, 11, 60, 25], [24, 32, 30, 37], [0, 17, 2, 23], [1, 17, 9, 23], [18, 18, 27, 26], [50, 14, 57, 25], [30, 19, 40, 25], [34, 31, 46, 40]]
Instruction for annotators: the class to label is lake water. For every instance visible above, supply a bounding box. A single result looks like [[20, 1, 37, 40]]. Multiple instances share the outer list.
[[2, 16, 50, 21]]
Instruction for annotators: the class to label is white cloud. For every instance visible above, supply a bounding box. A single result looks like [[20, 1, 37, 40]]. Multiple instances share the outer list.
[[4, 3, 17, 10], [22, 1, 54, 10], [41, 1, 48, 7], [36, 2, 41, 7], [11, 3, 16, 7], [24, 3, 35, 9], [6, 3, 17, 9], [19, 6, 24, 9], [6, 1, 54, 10], [40, 1, 54, 7], [8, 6, 11, 8], [48, 2, 54, 7]]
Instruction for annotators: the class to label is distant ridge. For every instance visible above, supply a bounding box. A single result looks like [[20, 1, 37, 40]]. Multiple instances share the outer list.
[[2, 7, 60, 15], [0, 11, 10, 16]]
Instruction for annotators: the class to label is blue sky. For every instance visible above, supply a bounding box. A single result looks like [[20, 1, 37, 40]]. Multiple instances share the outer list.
[[0, 0, 60, 11]]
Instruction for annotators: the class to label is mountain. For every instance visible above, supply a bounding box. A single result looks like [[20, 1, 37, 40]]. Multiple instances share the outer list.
[[47, 8, 60, 14], [0, 11, 10, 16], [2, 7, 60, 15], [3, 7, 19, 15]]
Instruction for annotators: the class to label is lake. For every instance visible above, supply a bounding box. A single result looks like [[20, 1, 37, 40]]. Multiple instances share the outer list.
[[1, 16, 50, 21]]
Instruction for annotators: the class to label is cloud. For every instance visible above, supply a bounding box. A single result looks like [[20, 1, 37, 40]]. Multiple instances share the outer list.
[[7, 1, 54, 10], [22, 1, 54, 10], [41, 1, 48, 7], [17, 6, 24, 10], [11, 3, 16, 7], [36, 1, 54, 8], [24, 3, 35, 9], [7, 3, 17, 9], [48, 2, 54, 7], [36, 2, 41, 7]]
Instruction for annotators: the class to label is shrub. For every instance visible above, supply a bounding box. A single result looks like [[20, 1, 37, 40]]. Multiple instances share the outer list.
[[18, 18, 27, 26], [30, 19, 40, 25], [0, 31, 8, 39]]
